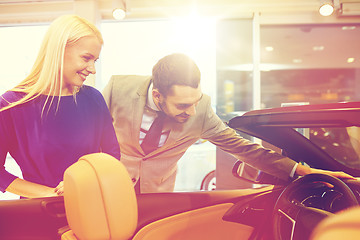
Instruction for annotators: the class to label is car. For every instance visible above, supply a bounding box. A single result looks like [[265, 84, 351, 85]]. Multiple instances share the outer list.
[[174, 139, 217, 192], [1, 101, 360, 240]]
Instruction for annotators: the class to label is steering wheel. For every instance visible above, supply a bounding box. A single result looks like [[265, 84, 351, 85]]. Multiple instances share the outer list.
[[273, 173, 358, 240]]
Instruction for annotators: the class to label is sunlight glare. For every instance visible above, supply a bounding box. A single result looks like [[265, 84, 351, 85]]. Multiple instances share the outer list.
[[170, 12, 216, 59]]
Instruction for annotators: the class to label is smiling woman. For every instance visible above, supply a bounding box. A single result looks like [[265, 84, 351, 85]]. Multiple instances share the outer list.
[[0, 15, 120, 199], [62, 36, 101, 96]]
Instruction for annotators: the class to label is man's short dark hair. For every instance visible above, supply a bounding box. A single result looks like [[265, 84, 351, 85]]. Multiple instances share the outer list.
[[152, 53, 201, 96]]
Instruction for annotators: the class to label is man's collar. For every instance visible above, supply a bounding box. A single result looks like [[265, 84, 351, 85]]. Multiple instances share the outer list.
[[147, 82, 160, 112]]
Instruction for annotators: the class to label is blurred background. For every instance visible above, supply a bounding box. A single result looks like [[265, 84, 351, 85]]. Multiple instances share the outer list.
[[1, 0, 360, 199]]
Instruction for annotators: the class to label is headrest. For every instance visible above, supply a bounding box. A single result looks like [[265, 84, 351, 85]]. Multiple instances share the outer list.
[[63, 153, 138, 240], [310, 206, 360, 240]]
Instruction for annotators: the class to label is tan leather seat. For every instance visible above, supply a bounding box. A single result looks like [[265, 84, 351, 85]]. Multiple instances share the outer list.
[[310, 206, 360, 240], [61, 153, 138, 240]]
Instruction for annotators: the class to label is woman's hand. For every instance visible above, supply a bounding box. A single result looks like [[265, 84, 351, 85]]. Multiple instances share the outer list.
[[54, 181, 64, 196]]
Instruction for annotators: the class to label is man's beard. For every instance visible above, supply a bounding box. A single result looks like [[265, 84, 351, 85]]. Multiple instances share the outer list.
[[158, 101, 190, 123]]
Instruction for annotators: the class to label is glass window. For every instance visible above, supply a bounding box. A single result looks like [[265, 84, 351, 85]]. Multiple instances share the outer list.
[[0, 25, 47, 200], [0, 25, 47, 95], [216, 19, 253, 122], [260, 24, 360, 108], [215, 19, 255, 190], [308, 127, 360, 169], [100, 19, 217, 98]]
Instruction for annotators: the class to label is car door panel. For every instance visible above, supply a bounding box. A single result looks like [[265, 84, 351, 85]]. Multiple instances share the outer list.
[[133, 203, 254, 240], [0, 187, 273, 240], [136, 186, 274, 233], [0, 196, 68, 240]]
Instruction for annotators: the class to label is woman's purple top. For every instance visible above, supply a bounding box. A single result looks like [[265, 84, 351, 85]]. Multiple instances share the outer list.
[[0, 86, 120, 192]]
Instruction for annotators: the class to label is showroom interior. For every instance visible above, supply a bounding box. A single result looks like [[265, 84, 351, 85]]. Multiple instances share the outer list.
[[1, 0, 360, 199]]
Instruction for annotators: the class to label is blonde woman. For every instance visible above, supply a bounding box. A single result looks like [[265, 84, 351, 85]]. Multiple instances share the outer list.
[[0, 15, 120, 198]]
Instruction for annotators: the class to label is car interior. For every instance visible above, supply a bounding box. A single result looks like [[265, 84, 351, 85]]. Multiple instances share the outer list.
[[60, 152, 275, 240], [2, 103, 360, 240], [60, 151, 360, 240]]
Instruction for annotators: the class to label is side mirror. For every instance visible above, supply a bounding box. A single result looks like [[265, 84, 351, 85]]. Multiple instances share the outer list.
[[232, 160, 289, 185], [232, 160, 262, 183]]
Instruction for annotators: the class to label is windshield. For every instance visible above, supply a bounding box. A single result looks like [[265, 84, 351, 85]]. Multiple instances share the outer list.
[[302, 127, 360, 169]]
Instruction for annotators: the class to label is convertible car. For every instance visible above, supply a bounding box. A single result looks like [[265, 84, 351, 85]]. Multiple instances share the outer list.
[[1, 101, 360, 240]]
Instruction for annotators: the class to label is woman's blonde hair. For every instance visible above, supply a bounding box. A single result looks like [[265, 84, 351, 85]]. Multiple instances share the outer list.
[[0, 14, 103, 113]]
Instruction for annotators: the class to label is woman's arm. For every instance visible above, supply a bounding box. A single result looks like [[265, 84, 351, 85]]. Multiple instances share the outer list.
[[5, 178, 59, 198]]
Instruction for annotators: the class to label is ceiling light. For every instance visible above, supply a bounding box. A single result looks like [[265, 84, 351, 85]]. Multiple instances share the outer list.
[[292, 59, 303, 63], [113, 8, 126, 20], [342, 26, 356, 30], [265, 46, 274, 51], [313, 46, 325, 51], [347, 58, 355, 63], [112, 0, 128, 20], [319, 1, 334, 16]]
